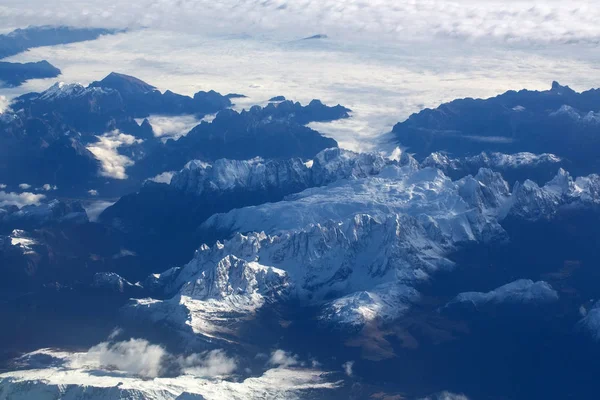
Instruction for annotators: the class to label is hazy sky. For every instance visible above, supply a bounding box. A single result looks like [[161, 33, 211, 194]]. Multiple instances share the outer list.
[[1, 1, 599, 151]]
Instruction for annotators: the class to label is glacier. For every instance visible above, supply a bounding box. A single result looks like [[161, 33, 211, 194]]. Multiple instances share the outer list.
[[130, 150, 600, 334]]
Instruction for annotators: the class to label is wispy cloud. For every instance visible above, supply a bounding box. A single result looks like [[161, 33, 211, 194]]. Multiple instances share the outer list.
[[86, 130, 143, 179], [420, 392, 469, 400], [179, 350, 238, 378], [342, 361, 354, 377], [71, 338, 238, 379], [147, 171, 175, 184], [0, 191, 45, 207], [83, 200, 114, 221], [142, 114, 201, 140], [73, 338, 167, 378], [268, 349, 300, 368]]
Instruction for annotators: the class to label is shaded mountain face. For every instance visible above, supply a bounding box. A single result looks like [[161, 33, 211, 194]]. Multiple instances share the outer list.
[[11, 73, 232, 133], [1, 74, 345, 197], [0, 61, 61, 87], [393, 82, 600, 176], [131, 104, 341, 178], [0, 26, 119, 88], [88, 72, 232, 118], [422, 151, 565, 185]]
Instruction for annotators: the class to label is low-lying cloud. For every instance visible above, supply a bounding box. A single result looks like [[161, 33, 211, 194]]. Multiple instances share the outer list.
[[179, 350, 238, 377], [75, 338, 166, 378], [71, 338, 238, 379], [420, 392, 470, 400], [142, 115, 202, 140], [83, 200, 115, 222], [86, 130, 143, 180], [268, 349, 300, 368], [0, 191, 45, 207], [147, 171, 175, 184]]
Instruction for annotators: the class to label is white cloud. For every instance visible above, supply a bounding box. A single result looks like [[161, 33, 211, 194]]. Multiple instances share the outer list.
[[148, 171, 175, 184], [87, 189, 99, 196], [342, 361, 354, 377], [73, 339, 167, 378], [0, 191, 45, 207], [18, 183, 31, 190], [145, 115, 202, 140], [1, 1, 600, 46], [0, 95, 9, 114], [70, 339, 238, 379], [268, 350, 300, 368], [39, 184, 58, 191], [86, 130, 143, 179], [0, 184, 6, 189], [420, 392, 470, 400], [83, 200, 114, 222], [179, 350, 238, 378], [107, 327, 123, 341]]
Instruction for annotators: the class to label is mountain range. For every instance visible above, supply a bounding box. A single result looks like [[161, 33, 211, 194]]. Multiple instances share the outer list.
[[1, 77, 600, 400]]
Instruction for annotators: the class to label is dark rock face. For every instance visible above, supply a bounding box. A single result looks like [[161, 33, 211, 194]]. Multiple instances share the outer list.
[[88, 72, 232, 118], [0, 200, 88, 233], [128, 101, 342, 178], [393, 82, 600, 176], [0, 60, 61, 87], [1, 73, 346, 197], [0, 26, 119, 59]]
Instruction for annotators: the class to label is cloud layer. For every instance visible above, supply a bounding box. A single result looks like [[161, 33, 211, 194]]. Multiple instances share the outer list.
[[2, 2, 600, 153], [2, 0, 600, 45]]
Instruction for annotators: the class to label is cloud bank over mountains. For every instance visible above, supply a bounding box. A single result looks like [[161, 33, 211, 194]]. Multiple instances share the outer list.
[[1, 0, 599, 45]]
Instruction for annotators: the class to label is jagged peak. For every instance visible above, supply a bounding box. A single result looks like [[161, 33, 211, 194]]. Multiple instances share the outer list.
[[550, 81, 576, 95], [545, 168, 574, 194]]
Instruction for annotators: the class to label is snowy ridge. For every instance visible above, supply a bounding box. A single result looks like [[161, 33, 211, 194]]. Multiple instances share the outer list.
[[422, 151, 562, 172], [129, 256, 289, 337], [446, 279, 559, 309], [37, 82, 116, 101], [92, 272, 134, 293], [0, 199, 89, 226], [170, 148, 404, 197], [509, 169, 600, 219], [137, 163, 517, 327], [171, 158, 310, 196], [201, 164, 507, 241], [550, 105, 600, 125], [154, 162, 600, 328]]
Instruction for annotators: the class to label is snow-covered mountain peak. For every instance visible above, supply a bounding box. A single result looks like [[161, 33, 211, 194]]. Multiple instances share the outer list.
[[38, 81, 114, 101], [509, 169, 600, 219], [178, 255, 289, 305], [171, 156, 309, 196], [546, 168, 574, 194], [169, 148, 403, 198], [457, 168, 511, 213]]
